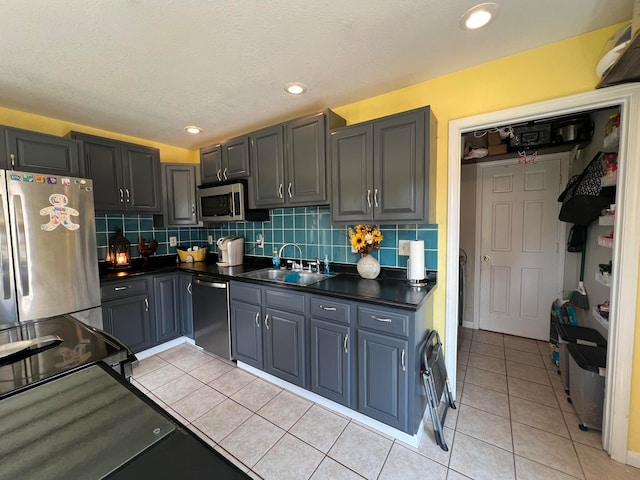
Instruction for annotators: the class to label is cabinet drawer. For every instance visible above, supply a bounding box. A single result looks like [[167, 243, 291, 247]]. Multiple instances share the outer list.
[[310, 297, 350, 324], [100, 278, 149, 301], [265, 288, 305, 313], [231, 282, 262, 305], [358, 306, 409, 337]]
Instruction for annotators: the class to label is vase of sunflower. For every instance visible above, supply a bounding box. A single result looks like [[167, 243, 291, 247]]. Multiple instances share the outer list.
[[348, 224, 383, 279]]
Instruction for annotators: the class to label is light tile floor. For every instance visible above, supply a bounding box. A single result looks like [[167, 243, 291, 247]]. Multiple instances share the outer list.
[[130, 329, 640, 479]]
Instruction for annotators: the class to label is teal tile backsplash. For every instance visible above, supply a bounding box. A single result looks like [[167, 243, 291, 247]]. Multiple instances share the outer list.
[[96, 206, 438, 270]]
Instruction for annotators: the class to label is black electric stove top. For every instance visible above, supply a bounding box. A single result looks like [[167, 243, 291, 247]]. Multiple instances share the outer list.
[[0, 314, 133, 399]]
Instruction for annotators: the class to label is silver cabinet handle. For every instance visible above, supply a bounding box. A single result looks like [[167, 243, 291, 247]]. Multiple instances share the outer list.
[[191, 204, 196, 215], [367, 189, 372, 208], [374, 188, 379, 207], [9, 154, 15, 168], [278, 183, 284, 198], [223, 167, 228, 180], [372, 315, 392, 323], [217, 169, 222, 182], [320, 305, 337, 311], [187, 282, 192, 295], [12, 196, 29, 296], [264, 314, 270, 330], [114, 286, 128, 291], [401, 349, 406, 371], [144, 298, 149, 311], [288, 182, 293, 198], [343, 334, 349, 353], [119, 188, 124, 203], [125, 189, 131, 203], [255, 312, 260, 327]]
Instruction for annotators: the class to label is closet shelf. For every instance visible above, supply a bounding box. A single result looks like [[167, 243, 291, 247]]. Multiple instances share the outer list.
[[595, 271, 612, 287], [592, 307, 609, 330]]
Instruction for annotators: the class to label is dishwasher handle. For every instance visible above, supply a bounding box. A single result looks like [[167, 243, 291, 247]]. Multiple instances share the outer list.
[[193, 278, 227, 289]]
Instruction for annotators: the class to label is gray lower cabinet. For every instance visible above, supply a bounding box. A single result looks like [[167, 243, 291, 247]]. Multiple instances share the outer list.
[[331, 106, 436, 223], [179, 274, 194, 338], [309, 296, 354, 407], [2, 126, 83, 176], [153, 274, 181, 344], [154, 163, 201, 227], [101, 278, 153, 354], [230, 282, 307, 387], [69, 132, 161, 213]]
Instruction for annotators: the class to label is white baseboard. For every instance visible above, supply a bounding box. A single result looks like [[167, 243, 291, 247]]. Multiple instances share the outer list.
[[135, 336, 193, 360], [627, 450, 640, 469], [462, 321, 474, 329], [237, 361, 425, 448]]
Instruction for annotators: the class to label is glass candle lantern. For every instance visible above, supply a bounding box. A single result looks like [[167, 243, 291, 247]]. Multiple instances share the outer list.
[[107, 229, 131, 269]]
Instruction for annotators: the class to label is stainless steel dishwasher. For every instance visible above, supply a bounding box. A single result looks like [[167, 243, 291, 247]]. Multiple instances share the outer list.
[[191, 275, 232, 361]]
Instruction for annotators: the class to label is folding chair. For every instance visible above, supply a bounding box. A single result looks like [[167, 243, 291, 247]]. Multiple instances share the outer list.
[[420, 330, 456, 451]]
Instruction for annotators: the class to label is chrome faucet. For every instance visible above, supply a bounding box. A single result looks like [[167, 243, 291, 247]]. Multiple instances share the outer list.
[[278, 243, 303, 270]]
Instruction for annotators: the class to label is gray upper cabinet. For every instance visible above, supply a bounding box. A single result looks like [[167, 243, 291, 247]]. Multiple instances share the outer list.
[[70, 132, 161, 213], [200, 135, 250, 184], [331, 106, 435, 223], [154, 163, 201, 227], [250, 110, 346, 209], [2, 126, 83, 176]]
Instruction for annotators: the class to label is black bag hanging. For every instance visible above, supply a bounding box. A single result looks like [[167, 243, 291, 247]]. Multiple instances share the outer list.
[[567, 224, 587, 252], [558, 151, 615, 225]]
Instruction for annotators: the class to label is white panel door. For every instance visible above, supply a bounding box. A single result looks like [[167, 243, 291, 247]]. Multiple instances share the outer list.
[[479, 159, 561, 340]]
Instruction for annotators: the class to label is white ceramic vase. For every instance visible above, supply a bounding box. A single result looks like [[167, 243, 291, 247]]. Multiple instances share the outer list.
[[357, 253, 380, 279]]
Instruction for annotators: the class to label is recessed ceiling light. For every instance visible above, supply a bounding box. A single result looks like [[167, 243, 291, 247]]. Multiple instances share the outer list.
[[458, 3, 499, 31], [284, 82, 307, 95], [184, 126, 202, 134]]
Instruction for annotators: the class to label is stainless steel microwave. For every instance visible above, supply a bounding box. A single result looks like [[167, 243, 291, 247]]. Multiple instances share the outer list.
[[197, 181, 269, 223]]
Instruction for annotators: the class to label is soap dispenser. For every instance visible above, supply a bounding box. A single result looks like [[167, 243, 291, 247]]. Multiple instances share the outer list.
[[272, 249, 280, 269], [323, 254, 330, 275]]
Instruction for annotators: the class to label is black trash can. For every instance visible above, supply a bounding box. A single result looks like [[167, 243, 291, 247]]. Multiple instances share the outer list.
[[555, 324, 606, 394]]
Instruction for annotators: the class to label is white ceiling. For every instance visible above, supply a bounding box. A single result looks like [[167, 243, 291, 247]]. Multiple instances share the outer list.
[[0, 1, 634, 149]]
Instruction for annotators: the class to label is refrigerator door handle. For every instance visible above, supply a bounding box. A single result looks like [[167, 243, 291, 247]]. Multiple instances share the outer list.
[[12, 196, 30, 297], [0, 199, 10, 300]]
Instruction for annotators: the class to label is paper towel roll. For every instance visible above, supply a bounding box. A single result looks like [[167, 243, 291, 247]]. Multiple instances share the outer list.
[[408, 240, 425, 280]]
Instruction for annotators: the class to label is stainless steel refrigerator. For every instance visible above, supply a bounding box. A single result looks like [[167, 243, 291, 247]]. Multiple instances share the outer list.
[[0, 170, 100, 326]]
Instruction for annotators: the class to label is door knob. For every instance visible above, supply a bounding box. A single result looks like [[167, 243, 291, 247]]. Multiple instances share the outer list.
[[483, 255, 491, 262]]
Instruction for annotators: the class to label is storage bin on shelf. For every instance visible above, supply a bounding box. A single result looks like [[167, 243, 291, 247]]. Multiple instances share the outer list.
[[567, 343, 607, 431], [595, 271, 612, 287], [597, 234, 613, 248], [555, 324, 607, 395], [177, 245, 208, 262]]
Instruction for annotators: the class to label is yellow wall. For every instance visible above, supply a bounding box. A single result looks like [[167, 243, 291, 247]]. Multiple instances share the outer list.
[[333, 22, 640, 452], [0, 107, 198, 163]]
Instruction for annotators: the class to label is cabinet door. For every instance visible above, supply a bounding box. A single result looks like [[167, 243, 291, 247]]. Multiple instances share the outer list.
[[123, 144, 161, 212], [249, 125, 285, 208], [5, 128, 83, 177], [231, 301, 263, 368], [222, 136, 250, 180], [163, 164, 200, 226], [330, 124, 374, 222], [200, 145, 223, 183], [264, 308, 307, 387], [286, 113, 327, 206], [102, 294, 153, 353], [358, 330, 408, 431], [72, 133, 125, 212], [310, 318, 352, 407], [373, 109, 426, 222], [153, 274, 181, 344], [179, 274, 194, 338]]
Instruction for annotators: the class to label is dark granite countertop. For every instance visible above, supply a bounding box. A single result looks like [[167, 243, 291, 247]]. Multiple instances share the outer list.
[[100, 255, 436, 310]]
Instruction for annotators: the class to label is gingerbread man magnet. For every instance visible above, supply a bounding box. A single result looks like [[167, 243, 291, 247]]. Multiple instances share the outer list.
[[40, 193, 80, 231]]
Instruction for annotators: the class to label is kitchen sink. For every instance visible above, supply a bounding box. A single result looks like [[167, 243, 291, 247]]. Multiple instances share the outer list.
[[238, 268, 335, 286]]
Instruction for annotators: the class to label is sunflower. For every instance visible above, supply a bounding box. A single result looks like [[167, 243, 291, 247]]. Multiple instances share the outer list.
[[348, 224, 383, 255]]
